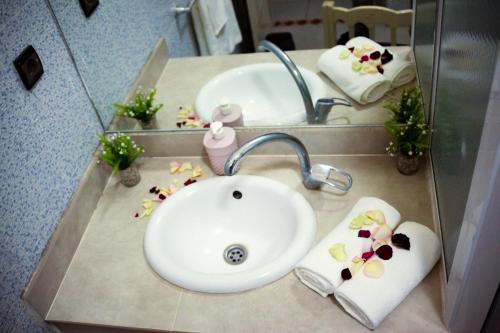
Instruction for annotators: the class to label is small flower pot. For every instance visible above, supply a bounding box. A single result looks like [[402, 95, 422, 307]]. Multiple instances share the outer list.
[[139, 116, 157, 130], [397, 153, 420, 175], [119, 164, 141, 187]]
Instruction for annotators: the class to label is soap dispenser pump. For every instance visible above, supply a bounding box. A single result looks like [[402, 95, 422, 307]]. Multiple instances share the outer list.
[[211, 99, 244, 127], [203, 121, 239, 175]]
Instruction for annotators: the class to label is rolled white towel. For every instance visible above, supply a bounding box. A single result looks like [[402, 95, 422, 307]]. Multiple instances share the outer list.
[[317, 46, 391, 104], [335, 221, 441, 330], [294, 197, 401, 297], [346, 36, 416, 88]]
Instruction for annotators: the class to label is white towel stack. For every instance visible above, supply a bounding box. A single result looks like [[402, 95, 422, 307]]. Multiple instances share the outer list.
[[346, 37, 416, 88], [335, 221, 441, 329], [317, 37, 416, 104], [294, 197, 401, 297], [192, 0, 242, 55], [294, 198, 441, 329], [317, 46, 391, 105]]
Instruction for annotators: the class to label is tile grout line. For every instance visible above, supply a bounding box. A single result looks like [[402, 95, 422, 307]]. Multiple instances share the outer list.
[[171, 290, 184, 331]]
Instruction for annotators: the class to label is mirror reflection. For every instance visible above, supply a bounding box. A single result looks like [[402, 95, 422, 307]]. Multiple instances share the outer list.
[[48, 0, 417, 131]]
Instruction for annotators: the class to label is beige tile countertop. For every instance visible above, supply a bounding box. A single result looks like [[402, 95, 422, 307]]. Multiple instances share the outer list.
[[47, 155, 447, 333], [152, 47, 415, 130]]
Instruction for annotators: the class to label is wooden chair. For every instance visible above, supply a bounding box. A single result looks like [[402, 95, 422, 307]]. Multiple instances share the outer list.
[[322, 1, 413, 47]]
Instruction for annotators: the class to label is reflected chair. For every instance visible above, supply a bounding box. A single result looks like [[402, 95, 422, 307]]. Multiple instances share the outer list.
[[322, 1, 413, 47]]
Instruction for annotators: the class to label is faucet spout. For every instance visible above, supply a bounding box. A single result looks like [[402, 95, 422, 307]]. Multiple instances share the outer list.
[[258, 40, 352, 124], [258, 41, 316, 123], [224, 133, 353, 192]]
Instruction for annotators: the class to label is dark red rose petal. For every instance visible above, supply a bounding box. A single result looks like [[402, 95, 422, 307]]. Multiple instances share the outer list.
[[149, 186, 157, 193], [182, 121, 187, 125], [348, 47, 355, 53], [361, 55, 369, 62], [358, 230, 371, 238], [159, 193, 166, 200], [370, 51, 381, 60], [176, 122, 182, 128], [377, 65, 384, 74], [362, 251, 375, 261], [134, 213, 139, 218], [187, 116, 196, 120], [184, 178, 197, 186], [203, 123, 210, 128], [381, 49, 393, 64], [376, 244, 393, 260], [392, 233, 411, 250], [341, 268, 352, 280], [155, 189, 160, 194]]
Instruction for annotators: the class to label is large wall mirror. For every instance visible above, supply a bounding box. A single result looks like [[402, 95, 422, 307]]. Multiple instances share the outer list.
[[48, 0, 426, 132]]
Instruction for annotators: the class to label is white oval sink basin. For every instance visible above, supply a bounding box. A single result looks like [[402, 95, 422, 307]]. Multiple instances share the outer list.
[[195, 63, 330, 126], [144, 175, 316, 293]]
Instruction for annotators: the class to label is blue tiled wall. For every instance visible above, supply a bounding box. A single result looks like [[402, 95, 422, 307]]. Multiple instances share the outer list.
[[50, 0, 198, 128], [0, 0, 196, 332], [0, 1, 102, 331]]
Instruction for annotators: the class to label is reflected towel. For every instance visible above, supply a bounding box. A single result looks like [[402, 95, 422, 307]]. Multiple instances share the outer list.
[[335, 221, 441, 329], [346, 37, 416, 87], [192, 0, 242, 55], [294, 197, 401, 297], [317, 46, 391, 104]]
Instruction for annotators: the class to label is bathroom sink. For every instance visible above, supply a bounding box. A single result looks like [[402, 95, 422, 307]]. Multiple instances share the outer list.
[[195, 63, 330, 126], [144, 175, 316, 293]]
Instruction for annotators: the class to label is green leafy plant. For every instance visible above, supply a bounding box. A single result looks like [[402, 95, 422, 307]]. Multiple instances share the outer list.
[[98, 133, 144, 175], [384, 88, 430, 157], [114, 88, 163, 123]]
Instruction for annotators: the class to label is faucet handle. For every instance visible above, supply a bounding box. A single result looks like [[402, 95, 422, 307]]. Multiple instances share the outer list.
[[310, 164, 353, 192]]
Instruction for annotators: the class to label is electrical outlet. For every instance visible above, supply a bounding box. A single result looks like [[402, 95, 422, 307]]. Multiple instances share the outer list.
[[79, 0, 99, 18], [13, 45, 44, 90]]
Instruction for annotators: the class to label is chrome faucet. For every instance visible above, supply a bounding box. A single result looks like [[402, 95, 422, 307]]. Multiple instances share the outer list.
[[224, 133, 353, 192], [258, 40, 352, 124]]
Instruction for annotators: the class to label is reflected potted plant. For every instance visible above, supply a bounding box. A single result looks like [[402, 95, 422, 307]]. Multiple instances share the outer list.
[[114, 88, 163, 129], [98, 133, 145, 186], [384, 88, 430, 175]]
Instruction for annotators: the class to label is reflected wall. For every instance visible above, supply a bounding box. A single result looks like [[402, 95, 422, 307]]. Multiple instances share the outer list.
[[49, 0, 197, 127]]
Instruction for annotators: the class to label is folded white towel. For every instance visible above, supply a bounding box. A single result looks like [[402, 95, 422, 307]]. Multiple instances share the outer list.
[[335, 221, 441, 329], [193, 0, 242, 55], [317, 46, 391, 104], [346, 37, 416, 88], [206, 0, 227, 36], [294, 197, 401, 297]]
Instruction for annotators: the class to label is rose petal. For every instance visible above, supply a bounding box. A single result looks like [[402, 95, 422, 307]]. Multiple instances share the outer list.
[[358, 229, 371, 238], [341, 268, 352, 280], [372, 224, 393, 241], [365, 210, 386, 224], [375, 244, 393, 260], [363, 259, 384, 278], [362, 251, 375, 261], [381, 49, 394, 64], [392, 233, 411, 250], [370, 51, 381, 60], [372, 239, 387, 251], [349, 260, 364, 275], [149, 186, 157, 193], [328, 243, 347, 262], [339, 49, 351, 60]]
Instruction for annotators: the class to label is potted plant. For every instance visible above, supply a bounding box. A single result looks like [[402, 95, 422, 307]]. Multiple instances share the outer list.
[[98, 133, 145, 186], [384, 88, 430, 175], [114, 88, 163, 129]]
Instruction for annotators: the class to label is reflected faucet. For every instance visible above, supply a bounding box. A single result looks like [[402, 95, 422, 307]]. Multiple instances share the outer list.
[[258, 40, 352, 124], [224, 133, 353, 192]]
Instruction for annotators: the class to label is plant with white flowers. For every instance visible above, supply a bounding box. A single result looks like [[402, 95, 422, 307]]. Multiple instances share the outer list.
[[98, 133, 144, 175], [384, 88, 430, 157], [114, 88, 163, 123]]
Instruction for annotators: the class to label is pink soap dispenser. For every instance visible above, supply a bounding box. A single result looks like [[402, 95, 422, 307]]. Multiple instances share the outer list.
[[211, 99, 244, 127], [203, 121, 239, 175]]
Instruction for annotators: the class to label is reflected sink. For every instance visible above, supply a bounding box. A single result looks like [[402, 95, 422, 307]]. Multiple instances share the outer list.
[[144, 175, 316, 293], [195, 63, 330, 126]]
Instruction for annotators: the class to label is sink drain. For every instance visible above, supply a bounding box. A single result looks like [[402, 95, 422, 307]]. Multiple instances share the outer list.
[[223, 244, 247, 265]]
